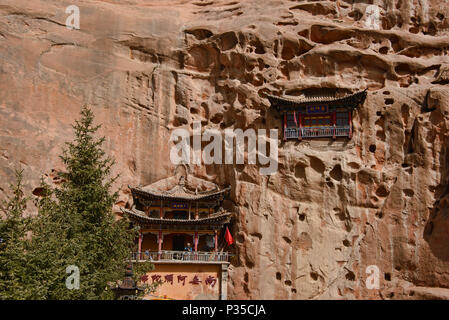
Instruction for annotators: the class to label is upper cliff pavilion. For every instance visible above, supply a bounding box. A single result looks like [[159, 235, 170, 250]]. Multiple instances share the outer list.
[[267, 89, 367, 140], [121, 168, 234, 300]]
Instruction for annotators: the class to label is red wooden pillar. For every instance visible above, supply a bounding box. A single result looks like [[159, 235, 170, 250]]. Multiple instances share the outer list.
[[214, 230, 218, 252], [332, 110, 336, 139], [283, 113, 287, 141], [138, 231, 143, 260], [194, 231, 198, 252], [157, 231, 162, 259], [160, 200, 164, 218], [298, 111, 302, 141], [349, 111, 353, 139], [293, 111, 298, 140], [195, 203, 199, 220], [188, 202, 191, 220]]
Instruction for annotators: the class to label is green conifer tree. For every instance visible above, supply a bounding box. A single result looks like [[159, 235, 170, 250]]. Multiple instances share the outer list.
[[0, 169, 32, 299], [28, 106, 152, 299]]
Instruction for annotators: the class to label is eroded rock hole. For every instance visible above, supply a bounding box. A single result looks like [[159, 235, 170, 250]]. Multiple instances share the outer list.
[[345, 271, 355, 281], [250, 232, 262, 240], [309, 156, 325, 174], [294, 163, 307, 179], [348, 162, 360, 170], [334, 208, 346, 221], [385, 98, 394, 105], [379, 47, 389, 54], [375, 185, 389, 197], [369, 144, 376, 153], [32, 187, 47, 197], [348, 9, 363, 21], [186, 28, 213, 40], [283, 236, 292, 244], [375, 211, 384, 219], [219, 32, 238, 51], [330, 164, 343, 181]]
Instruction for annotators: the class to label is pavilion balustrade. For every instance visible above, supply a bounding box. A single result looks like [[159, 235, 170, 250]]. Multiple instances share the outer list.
[[284, 126, 350, 139], [132, 250, 231, 263], [284, 127, 300, 139]]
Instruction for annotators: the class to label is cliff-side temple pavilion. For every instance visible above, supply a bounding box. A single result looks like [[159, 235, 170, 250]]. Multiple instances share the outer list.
[[267, 90, 367, 140], [121, 171, 233, 300]]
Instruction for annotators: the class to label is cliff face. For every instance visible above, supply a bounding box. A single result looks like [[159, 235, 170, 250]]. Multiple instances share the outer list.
[[1, 0, 449, 299]]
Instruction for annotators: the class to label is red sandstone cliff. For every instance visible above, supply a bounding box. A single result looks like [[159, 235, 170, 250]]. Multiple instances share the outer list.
[[1, 0, 449, 299]]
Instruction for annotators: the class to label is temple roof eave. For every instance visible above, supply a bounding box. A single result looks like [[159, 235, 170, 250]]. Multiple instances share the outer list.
[[266, 90, 367, 110], [129, 185, 232, 202], [121, 208, 233, 226]]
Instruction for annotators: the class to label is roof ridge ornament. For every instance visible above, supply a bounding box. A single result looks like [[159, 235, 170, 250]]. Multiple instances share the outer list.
[[174, 163, 189, 178], [179, 175, 186, 187]]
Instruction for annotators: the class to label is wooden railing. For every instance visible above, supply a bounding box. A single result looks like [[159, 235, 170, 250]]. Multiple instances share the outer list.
[[132, 251, 231, 263], [334, 126, 351, 137], [284, 127, 300, 139], [284, 126, 351, 139]]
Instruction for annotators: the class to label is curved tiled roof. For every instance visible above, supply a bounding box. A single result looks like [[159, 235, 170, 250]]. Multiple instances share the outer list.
[[130, 174, 231, 202], [130, 185, 231, 202], [121, 208, 232, 225], [266, 90, 367, 109]]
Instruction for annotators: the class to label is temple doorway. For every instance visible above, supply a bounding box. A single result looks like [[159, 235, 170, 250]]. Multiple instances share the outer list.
[[173, 235, 185, 251]]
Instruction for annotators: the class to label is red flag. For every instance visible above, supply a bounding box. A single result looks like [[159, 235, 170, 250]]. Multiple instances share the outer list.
[[225, 226, 234, 245]]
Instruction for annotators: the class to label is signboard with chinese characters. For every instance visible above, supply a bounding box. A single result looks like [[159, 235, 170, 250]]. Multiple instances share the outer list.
[[142, 263, 221, 300], [171, 202, 188, 209], [306, 105, 328, 114]]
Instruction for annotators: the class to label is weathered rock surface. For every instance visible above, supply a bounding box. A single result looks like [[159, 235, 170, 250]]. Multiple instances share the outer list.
[[1, 0, 449, 299]]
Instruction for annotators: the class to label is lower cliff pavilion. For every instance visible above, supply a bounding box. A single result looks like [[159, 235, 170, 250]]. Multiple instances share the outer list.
[[267, 89, 367, 140], [121, 170, 234, 300]]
